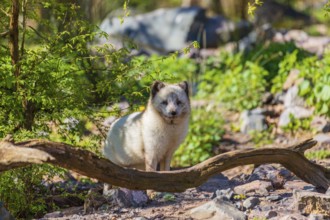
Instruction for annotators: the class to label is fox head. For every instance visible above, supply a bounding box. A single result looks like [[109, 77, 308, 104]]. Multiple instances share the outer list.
[[150, 81, 190, 124]]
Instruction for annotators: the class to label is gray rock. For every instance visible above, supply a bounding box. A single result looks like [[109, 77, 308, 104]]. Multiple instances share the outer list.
[[293, 190, 330, 216], [284, 30, 309, 42], [212, 188, 235, 201], [0, 202, 14, 220], [267, 195, 282, 201], [242, 197, 260, 209], [260, 205, 273, 211], [266, 210, 278, 219], [322, 123, 330, 133], [234, 180, 273, 196], [189, 198, 247, 220], [283, 86, 305, 108], [199, 174, 230, 192], [298, 36, 330, 57], [104, 188, 148, 207], [240, 108, 268, 134], [249, 164, 293, 189], [43, 211, 64, 218], [279, 106, 313, 127], [313, 134, 330, 146]]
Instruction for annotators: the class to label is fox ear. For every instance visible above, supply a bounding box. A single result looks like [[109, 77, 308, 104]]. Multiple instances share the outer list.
[[178, 81, 189, 97], [151, 81, 165, 98]]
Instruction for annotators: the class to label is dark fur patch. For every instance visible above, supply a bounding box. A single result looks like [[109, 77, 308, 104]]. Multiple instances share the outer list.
[[178, 81, 189, 97], [151, 81, 165, 98]]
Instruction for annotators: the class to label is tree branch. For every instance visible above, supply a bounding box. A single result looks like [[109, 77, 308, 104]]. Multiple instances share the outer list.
[[0, 31, 9, 38], [0, 138, 329, 192]]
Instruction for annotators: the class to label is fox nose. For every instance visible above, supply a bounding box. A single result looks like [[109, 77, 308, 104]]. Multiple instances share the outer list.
[[170, 111, 177, 116]]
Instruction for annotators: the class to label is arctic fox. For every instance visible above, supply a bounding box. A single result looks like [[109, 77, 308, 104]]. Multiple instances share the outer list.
[[103, 81, 190, 172]]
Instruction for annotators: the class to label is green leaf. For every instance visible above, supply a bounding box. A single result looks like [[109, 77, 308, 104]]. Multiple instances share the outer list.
[[320, 85, 330, 101], [299, 80, 311, 96]]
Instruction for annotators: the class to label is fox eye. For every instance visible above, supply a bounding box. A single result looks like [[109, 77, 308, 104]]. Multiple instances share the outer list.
[[161, 100, 168, 105], [176, 100, 182, 105]]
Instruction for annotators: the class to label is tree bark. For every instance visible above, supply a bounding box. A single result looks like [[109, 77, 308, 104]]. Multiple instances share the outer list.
[[9, 0, 19, 78], [0, 139, 329, 192]]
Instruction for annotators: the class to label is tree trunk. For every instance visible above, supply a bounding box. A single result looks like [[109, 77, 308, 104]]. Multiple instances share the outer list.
[[0, 139, 329, 192], [9, 0, 19, 78]]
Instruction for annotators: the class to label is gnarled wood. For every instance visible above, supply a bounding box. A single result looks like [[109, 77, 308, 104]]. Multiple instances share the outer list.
[[0, 139, 329, 192]]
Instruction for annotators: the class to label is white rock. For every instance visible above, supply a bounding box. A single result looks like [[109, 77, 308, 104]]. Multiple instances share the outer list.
[[189, 198, 246, 220]]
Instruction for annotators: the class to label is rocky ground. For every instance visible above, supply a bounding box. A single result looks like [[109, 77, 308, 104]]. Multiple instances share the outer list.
[[35, 132, 330, 220]]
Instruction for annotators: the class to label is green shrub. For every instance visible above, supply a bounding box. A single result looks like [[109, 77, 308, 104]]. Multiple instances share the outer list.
[[0, 165, 65, 219], [298, 54, 330, 117], [173, 106, 225, 167], [198, 53, 268, 111], [271, 50, 299, 93], [281, 114, 313, 134], [306, 149, 330, 160], [244, 42, 310, 84]]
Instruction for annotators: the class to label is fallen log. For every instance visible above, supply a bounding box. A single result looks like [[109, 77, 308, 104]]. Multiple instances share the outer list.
[[0, 138, 329, 192]]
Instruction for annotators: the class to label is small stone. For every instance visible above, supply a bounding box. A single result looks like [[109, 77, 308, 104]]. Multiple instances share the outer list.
[[243, 197, 260, 209], [240, 108, 268, 134], [283, 86, 305, 107], [43, 211, 64, 219], [267, 195, 282, 201], [265, 210, 278, 219], [234, 180, 273, 196], [313, 134, 330, 146], [260, 205, 273, 211], [189, 198, 246, 220], [212, 188, 234, 200], [104, 188, 148, 208]]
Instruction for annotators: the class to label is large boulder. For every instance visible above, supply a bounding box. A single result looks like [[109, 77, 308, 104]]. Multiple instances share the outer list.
[[98, 7, 251, 53]]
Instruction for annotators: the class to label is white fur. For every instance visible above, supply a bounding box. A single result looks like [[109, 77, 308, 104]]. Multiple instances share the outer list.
[[103, 82, 190, 171]]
